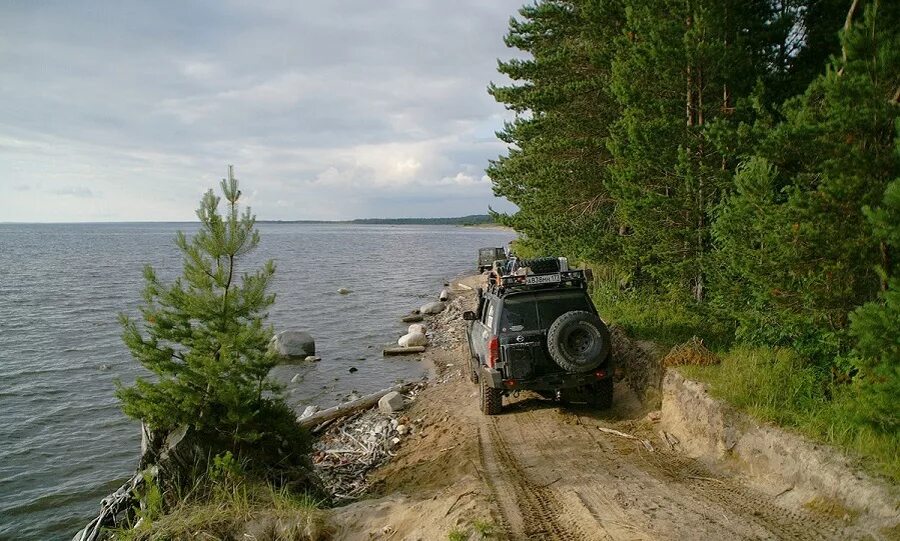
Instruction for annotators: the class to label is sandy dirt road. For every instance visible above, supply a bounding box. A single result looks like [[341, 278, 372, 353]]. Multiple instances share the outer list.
[[476, 389, 848, 540], [332, 278, 863, 541]]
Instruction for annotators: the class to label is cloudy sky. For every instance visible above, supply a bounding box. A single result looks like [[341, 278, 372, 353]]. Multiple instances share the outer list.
[[0, 1, 524, 222]]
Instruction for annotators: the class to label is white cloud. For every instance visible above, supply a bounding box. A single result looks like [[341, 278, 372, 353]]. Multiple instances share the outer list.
[[0, 0, 523, 222]]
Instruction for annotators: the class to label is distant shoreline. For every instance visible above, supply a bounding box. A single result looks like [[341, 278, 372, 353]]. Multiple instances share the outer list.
[[1, 215, 499, 226]]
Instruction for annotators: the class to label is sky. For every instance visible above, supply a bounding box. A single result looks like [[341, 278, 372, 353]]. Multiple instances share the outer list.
[[0, 1, 525, 222]]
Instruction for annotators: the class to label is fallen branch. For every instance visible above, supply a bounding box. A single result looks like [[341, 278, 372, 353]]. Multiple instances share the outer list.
[[597, 427, 639, 440], [299, 382, 416, 428], [598, 426, 654, 452], [383, 346, 426, 356], [445, 490, 476, 516]]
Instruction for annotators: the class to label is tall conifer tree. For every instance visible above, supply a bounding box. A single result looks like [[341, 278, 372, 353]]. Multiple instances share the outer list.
[[116, 167, 300, 456], [488, 0, 624, 261]]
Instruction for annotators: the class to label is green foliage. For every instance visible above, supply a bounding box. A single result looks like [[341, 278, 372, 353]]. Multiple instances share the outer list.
[[472, 518, 497, 538], [849, 178, 900, 431], [112, 473, 329, 541], [712, 2, 900, 363], [447, 529, 468, 541], [116, 167, 311, 479], [488, 0, 625, 262], [491, 0, 899, 475]]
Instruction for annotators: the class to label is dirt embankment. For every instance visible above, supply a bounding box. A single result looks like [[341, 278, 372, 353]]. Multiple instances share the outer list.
[[326, 276, 898, 541]]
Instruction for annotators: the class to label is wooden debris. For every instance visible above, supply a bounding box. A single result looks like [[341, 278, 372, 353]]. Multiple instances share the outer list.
[[598, 426, 655, 452], [598, 426, 640, 440], [312, 385, 425, 501], [299, 383, 416, 428], [383, 346, 426, 356]]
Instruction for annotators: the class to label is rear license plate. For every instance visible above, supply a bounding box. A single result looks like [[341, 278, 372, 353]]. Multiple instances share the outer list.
[[526, 273, 561, 285]]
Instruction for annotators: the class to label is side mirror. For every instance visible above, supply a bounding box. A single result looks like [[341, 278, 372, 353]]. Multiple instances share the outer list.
[[462, 311, 477, 321]]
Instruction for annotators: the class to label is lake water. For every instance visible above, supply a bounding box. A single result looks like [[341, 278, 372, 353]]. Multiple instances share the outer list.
[[0, 222, 514, 540]]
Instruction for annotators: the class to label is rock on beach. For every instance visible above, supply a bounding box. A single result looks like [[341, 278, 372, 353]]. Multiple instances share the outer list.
[[408, 323, 427, 335], [269, 331, 315, 360], [398, 332, 428, 347], [420, 301, 446, 315], [378, 391, 406, 413]]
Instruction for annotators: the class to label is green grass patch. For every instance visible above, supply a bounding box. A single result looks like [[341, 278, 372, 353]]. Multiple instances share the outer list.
[[111, 469, 330, 540], [589, 276, 734, 349], [681, 347, 900, 483]]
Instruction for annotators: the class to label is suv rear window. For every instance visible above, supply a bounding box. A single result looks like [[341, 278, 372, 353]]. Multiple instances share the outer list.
[[499, 291, 594, 332]]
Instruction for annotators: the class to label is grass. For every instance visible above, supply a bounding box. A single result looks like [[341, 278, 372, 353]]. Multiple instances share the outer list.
[[111, 474, 330, 541], [445, 518, 498, 540], [447, 528, 468, 541], [578, 272, 899, 484], [472, 518, 496, 537], [588, 272, 735, 350], [680, 347, 900, 483]]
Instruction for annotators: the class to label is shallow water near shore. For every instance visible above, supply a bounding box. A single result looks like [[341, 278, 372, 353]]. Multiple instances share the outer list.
[[0, 222, 514, 540]]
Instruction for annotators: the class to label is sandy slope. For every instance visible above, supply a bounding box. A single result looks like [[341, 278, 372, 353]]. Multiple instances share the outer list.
[[328, 277, 862, 541]]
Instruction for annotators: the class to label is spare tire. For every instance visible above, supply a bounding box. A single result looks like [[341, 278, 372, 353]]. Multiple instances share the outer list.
[[520, 256, 560, 274], [546, 311, 610, 372]]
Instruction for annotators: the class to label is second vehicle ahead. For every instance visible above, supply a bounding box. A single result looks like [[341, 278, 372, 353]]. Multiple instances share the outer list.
[[477, 247, 507, 273], [464, 257, 612, 415]]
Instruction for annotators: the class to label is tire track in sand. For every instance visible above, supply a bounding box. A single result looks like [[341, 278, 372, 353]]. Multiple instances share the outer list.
[[478, 417, 587, 541]]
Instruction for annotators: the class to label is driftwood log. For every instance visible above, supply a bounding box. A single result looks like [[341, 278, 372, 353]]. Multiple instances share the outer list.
[[383, 346, 426, 356], [72, 471, 146, 541], [299, 382, 416, 429]]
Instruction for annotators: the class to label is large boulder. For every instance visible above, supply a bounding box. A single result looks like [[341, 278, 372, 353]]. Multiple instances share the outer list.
[[420, 301, 446, 315], [398, 332, 428, 347], [378, 391, 406, 413], [270, 331, 315, 360]]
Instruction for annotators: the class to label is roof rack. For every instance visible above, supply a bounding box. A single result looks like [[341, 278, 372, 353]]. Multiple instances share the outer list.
[[487, 268, 589, 294]]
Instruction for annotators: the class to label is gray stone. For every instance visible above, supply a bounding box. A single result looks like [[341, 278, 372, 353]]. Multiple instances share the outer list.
[[269, 330, 315, 359], [378, 391, 406, 413], [420, 301, 446, 315], [305, 355, 321, 362], [401, 313, 424, 323], [439, 288, 451, 301], [337, 287, 351, 295]]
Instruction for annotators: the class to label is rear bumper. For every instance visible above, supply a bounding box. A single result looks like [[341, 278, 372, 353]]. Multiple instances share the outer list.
[[481, 365, 611, 391]]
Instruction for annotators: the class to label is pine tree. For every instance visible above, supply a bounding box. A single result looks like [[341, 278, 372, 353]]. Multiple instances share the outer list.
[[116, 167, 304, 460], [849, 177, 900, 430], [607, 0, 779, 301], [712, 1, 900, 360], [488, 0, 624, 261]]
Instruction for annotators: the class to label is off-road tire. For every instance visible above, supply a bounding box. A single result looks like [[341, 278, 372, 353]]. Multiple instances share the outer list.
[[468, 355, 480, 384], [588, 378, 614, 409], [480, 378, 502, 415], [547, 311, 610, 372]]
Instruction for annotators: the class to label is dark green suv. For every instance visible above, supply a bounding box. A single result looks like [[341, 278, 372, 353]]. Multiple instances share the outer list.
[[463, 260, 613, 415]]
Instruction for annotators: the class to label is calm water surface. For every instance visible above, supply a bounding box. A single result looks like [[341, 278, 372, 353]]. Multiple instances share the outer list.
[[0, 222, 514, 540]]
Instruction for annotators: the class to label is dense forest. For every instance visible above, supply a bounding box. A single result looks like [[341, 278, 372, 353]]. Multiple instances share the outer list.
[[489, 0, 898, 476]]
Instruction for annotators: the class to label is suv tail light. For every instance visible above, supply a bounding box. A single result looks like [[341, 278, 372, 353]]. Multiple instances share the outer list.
[[488, 336, 499, 368]]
